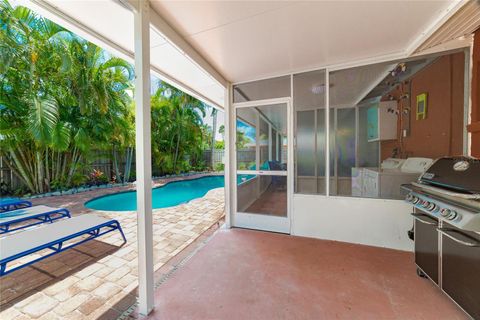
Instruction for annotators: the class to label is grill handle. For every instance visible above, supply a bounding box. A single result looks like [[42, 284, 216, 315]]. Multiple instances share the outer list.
[[437, 228, 480, 247], [411, 213, 438, 226]]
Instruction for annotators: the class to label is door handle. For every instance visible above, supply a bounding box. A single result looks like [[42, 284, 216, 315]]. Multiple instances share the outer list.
[[411, 213, 437, 226], [437, 228, 480, 247]]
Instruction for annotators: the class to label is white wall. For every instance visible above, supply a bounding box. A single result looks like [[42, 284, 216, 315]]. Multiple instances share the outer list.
[[292, 194, 414, 251]]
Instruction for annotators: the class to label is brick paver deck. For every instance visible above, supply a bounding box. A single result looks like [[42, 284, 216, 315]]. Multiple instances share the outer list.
[[0, 174, 225, 320]]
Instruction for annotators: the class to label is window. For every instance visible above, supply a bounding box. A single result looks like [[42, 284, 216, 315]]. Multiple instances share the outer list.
[[327, 51, 467, 199], [293, 70, 327, 194], [233, 76, 291, 103]]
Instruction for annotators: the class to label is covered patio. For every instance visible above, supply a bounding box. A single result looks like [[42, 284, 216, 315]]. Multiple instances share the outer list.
[[2, 0, 480, 319], [134, 228, 466, 320], [0, 176, 224, 319]]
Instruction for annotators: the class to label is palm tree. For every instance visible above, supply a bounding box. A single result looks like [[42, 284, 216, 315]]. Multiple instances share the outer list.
[[150, 82, 207, 174], [60, 39, 134, 115], [0, 2, 134, 193], [219, 125, 225, 140], [210, 107, 218, 168]]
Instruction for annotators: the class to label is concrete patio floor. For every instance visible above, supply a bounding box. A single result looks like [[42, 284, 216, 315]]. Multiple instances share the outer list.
[[0, 174, 225, 320], [134, 228, 468, 320]]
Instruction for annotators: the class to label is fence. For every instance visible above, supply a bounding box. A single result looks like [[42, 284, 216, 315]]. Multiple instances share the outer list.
[[203, 149, 225, 168], [2, 149, 215, 192], [2, 147, 288, 192], [201, 148, 288, 170], [0, 150, 135, 192]]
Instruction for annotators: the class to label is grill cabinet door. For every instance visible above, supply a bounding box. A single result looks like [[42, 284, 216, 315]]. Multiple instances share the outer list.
[[440, 223, 480, 319], [413, 212, 439, 284]]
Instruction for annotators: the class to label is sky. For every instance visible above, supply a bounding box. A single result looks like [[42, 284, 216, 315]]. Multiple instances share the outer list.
[[203, 106, 225, 141], [236, 120, 256, 143]]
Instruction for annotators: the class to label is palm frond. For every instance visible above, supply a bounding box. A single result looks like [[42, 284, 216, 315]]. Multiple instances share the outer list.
[[50, 121, 71, 151], [27, 96, 58, 144]]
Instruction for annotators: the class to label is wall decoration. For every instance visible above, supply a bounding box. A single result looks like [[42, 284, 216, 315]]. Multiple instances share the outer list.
[[416, 93, 427, 120]]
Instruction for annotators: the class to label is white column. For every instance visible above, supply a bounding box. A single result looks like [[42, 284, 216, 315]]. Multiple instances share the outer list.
[[134, 0, 154, 315], [325, 69, 330, 196], [224, 84, 233, 228], [268, 124, 272, 161]]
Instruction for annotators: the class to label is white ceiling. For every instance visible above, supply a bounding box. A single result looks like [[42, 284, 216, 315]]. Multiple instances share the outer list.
[[329, 62, 396, 108], [150, 0, 456, 83], [28, 0, 464, 110], [257, 104, 288, 134], [32, 0, 225, 107]]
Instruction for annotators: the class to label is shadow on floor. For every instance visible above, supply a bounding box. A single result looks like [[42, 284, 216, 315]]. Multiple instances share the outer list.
[[97, 219, 224, 320], [0, 239, 121, 309]]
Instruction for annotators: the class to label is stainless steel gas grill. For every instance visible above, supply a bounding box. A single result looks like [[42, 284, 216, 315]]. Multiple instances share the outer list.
[[402, 156, 480, 320]]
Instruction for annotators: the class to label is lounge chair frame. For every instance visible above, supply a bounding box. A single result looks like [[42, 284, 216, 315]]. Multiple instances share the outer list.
[[0, 219, 126, 276], [0, 198, 32, 212], [0, 208, 71, 234]]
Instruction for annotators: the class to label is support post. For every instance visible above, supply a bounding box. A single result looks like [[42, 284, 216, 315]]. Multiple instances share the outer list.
[[134, 0, 154, 315], [325, 69, 330, 196], [224, 84, 233, 228]]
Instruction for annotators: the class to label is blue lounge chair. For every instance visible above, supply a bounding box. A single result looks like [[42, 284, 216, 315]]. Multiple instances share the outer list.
[[0, 205, 71, 234], [0, 214, 126, 276], [0, 197, 32, 212]]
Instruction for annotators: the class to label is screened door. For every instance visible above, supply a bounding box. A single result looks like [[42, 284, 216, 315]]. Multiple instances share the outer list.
[[233, 99, 291, 233]]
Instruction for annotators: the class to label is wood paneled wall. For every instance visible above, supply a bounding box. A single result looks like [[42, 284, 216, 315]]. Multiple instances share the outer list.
[[381, 52, 465, 160]]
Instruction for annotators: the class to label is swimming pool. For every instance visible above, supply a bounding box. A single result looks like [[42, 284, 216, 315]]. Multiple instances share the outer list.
[[85, 175, 254, 211]]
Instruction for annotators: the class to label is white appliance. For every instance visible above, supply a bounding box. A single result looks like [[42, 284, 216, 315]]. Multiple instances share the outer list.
[[352, 157, 433, 199], [367, 101, 398, 142]]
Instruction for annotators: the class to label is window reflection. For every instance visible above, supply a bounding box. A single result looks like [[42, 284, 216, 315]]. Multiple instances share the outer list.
[[236, 118, 257, 170], [237, 175, 287, 217], [327, 52, 466, 199], [294, 52, 466, 199], [236, 104, 288, 172]]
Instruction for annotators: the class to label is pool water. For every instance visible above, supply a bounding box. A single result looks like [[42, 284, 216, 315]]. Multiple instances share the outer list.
[[85, 175, 253, 211]]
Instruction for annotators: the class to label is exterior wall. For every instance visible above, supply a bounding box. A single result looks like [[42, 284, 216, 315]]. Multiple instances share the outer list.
[[230, 50, 473, 252], [381, 52, 465, 160], [292, 194, 413, 251], [468, 29, 480, 157]]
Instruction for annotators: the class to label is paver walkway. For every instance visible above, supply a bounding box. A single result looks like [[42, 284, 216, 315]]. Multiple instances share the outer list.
[[0, 175, 225, 320]]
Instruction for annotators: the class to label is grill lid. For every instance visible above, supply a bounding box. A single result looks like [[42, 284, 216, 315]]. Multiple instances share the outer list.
[[419, 157, 480, 194]]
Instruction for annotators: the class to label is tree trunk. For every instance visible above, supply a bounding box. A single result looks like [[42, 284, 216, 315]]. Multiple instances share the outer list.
[[123, 147, 133, 183], [113, 146, 121, 183], [66, 147, 79, 186], [8, 150, 35, 193], [45, 148, 51, 192], [55, 152, 61, 181], [35, 151, 44, 193], [173, 130, 181, 172], [211, 108, 217, 169]]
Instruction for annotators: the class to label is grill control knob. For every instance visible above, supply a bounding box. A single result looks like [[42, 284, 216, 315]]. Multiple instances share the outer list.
[[412, 197, 420, 204], [447, 210, 458, 220], [440, 208, 451, 217], [422, 201, 430, 208], [426, 203, 437, 212]]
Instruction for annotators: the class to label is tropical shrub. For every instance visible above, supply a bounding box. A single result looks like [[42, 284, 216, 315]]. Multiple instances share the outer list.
[[214, 163, 225, 171], [150, 82, 208, 175], [0, 1, 215, 194], [71, 172, 88, 187], [0, 1, 134, 193], [88, 169, 108, 186]]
